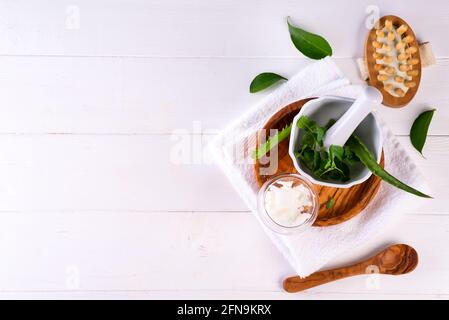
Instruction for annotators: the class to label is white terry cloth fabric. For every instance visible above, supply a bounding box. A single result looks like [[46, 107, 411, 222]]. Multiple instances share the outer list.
[[208, 57, 430, 277]]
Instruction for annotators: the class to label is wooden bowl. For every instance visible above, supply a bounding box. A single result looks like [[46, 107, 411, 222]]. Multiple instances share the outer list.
[[365, 15, 421, 108], [254, 98, 384, 227]]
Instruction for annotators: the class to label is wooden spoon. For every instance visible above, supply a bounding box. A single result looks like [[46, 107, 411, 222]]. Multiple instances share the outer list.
[[283, 244, 418, 293]]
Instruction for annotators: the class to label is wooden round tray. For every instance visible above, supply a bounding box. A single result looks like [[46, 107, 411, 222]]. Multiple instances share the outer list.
[[254, 98, 384, 227], [365, 15, 422, 108]]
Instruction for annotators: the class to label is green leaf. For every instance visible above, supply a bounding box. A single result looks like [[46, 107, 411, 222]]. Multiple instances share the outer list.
[[297, 115, 317, 130], [347, 135, 432, 198], [296, 117, 351, 182], [249, 73, 287, 93], [316, 145, 349, 182], [410, 109, 436, 156], [297, 116, 325, 148], [252, 124, 292, 160], [300, 132, 316, 152], [326, 197, 335, 209], [298, 148, 315, 169], [329, 145, 344, 161], [315, 127, 325, 146], [336, 159, 350, 180], [287, 17, 332, 60], [343, 146, 359, 165]]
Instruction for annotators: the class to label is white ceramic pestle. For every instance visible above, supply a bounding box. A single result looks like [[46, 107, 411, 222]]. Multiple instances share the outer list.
[[322, 86, 383, 149]]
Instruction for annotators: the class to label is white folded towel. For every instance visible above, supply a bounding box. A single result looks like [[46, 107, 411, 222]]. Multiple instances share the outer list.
[[209, 57, 430, 277]]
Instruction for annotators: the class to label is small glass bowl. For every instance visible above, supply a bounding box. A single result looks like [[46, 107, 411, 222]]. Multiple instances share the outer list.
[[257, 173, 319, 235]]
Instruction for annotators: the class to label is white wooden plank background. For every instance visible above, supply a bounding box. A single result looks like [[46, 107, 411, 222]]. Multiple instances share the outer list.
[[0, 0, 448, 299]]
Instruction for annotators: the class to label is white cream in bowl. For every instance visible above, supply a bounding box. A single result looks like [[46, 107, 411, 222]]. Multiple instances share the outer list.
[[257, 174, 319, 234], [264, 180, 313, 227]]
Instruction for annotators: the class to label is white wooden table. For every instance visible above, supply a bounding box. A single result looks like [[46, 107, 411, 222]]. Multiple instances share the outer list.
[[0, 0, 448, 299]]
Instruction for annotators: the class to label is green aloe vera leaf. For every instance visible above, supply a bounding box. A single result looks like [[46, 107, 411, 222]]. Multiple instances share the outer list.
[[347, 135, 431, 198], [252, 124, 292, 160]]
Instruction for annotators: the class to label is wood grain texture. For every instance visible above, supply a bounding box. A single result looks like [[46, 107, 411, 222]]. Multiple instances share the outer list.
[[254, 98, 384, 227], [365, 15, 422, 108], [284, 244, 418, 293]]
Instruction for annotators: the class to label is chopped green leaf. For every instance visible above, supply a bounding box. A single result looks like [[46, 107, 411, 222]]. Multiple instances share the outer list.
[[297, 114, 317, 130], [326, 197, 335, 209], [321, 145, 349, 181], [410, 109, 436, 156], [343, 146, 359, 165], [329, 145, 344, 161], [297, 116, 325, 148], [347, 135, 431, 198], [287, 17, 332, 59], [249, 73, 287, 93], [295, 115, 352, 182]]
